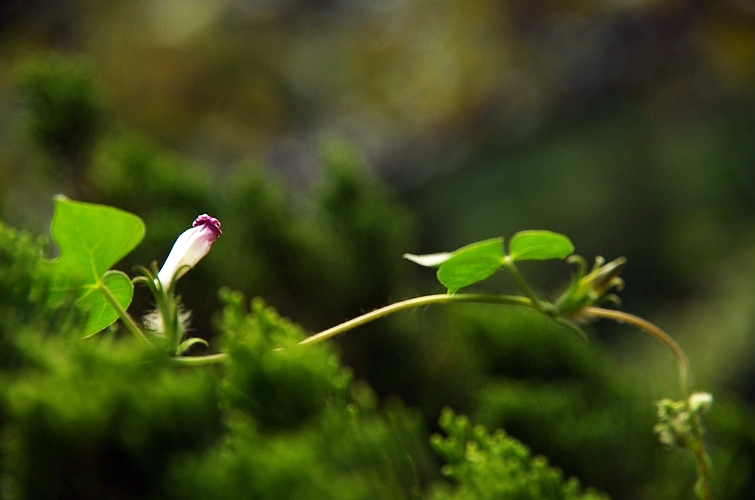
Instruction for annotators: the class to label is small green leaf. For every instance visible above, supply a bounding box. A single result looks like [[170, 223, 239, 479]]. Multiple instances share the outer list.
[[176, 337, 210, 356], [78, 270, 134, 337], [48, 196, 145, 334], [437, 238, 504, 293], [403, 252, 452, 267], [508, 230, 574, 261]]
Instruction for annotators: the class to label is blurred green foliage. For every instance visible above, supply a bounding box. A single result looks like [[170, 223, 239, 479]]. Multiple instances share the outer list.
[[0, 254, 433, 498], [0, 222, 83, 366], [429, 408, 606, 499], [1, 338, 220, 499], [13, 54, 104, 188], [83, 130, 415, 337], [1, 10, 754, 496], [2, 184, 755, 498], [0, 229, 628, 499], [166, 292, 432, 500]]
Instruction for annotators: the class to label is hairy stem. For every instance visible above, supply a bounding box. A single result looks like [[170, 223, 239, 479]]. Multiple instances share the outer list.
[[583, 307, 690, 399], [300, 293, 534, 346]]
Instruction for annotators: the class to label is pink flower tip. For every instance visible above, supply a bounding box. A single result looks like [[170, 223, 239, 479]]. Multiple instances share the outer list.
[[193, 214, 222, 239]]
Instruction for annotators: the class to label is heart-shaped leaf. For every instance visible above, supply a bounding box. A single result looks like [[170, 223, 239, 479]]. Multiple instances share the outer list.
[[48, 196, 145, 335], [508, 230, 574, 261], [77, 270, 134, 336], [437, 238, 504, 293]]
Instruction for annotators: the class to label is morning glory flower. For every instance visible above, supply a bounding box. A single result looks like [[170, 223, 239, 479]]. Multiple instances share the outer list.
[[157, 214, 222, 290]]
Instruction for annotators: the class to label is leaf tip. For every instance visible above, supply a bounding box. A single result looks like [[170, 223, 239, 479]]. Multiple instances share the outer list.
[[403, 252, 452, 267]]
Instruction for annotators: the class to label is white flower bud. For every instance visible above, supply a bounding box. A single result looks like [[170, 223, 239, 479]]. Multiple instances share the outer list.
[[157, 214, 221, 290]]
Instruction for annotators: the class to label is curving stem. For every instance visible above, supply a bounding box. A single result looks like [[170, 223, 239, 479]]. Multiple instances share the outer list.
[[98, 282, 153, 347], [299, 293, 535, 346], [582, 307, 690, 398]]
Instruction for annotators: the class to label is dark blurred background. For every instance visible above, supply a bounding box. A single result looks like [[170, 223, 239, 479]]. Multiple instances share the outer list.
[[1, 1, 754, 496]]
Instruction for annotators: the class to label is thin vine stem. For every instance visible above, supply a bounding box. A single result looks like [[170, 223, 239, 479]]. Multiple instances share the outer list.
[[175, 299, 691, 401], [692, 437, 713, 500], [299, 293, 535, 346], [98, 283, 153, 346], [502, 257, 544, 313], [170, 353, 228, 366], [582, 307, 690, 399], [170, 294, 534, 363]]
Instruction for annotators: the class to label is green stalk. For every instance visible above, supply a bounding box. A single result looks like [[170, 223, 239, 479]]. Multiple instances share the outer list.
[[170, 353, 228, 366], [98, 283, 153, 346], [582, 307, 690, 398], [173, 294, 532, 364], [299, 293, 534, 346], [692, 437, 713, 500], [502, 257, 544, 313]]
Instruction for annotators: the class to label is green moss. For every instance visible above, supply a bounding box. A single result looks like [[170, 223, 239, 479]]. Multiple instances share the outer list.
[[14, 54, 104, 171], [1, 337, 221, 499], [429, 408, 607, 500]]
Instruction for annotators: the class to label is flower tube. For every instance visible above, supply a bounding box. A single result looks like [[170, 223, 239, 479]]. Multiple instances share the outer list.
[[157, 214, 222, 290]]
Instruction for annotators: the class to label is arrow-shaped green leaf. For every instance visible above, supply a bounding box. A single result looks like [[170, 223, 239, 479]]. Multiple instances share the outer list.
[[48, 196, 145, 336]]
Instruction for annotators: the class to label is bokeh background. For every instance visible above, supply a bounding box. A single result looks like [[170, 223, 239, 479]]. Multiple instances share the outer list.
[[1, 1, 755, 497]]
